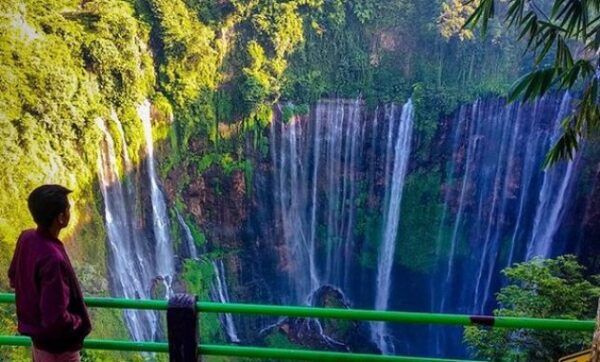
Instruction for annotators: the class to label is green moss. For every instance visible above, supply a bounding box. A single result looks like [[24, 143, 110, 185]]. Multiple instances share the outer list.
[[396, 171, 445, 273], [355, 213, 381, 270], [182, 259, 227, 344], [265, 332, 303, 350], [281, 103, 309, 123], [187, 218, 207, 250]]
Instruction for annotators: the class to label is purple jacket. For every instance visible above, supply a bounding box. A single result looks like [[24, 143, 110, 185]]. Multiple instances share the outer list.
[[8, 229, 91, 353]]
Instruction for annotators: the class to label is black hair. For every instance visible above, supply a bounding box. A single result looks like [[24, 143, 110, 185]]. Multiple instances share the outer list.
[[27, 185, 72, 229]]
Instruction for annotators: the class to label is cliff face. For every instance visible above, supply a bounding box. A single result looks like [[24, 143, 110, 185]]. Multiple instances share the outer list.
[[155, 94, 600, 356]]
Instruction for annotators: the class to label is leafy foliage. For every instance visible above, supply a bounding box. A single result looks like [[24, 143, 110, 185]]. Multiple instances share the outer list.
[[181, 259, 227, 344], [439, 0, 481, 40], [0, 0, 152, 359], [465, 0, 600, 166], [0, 0, 156, 283], [146, 0, 218, 107], [464, 256, 600, 361]]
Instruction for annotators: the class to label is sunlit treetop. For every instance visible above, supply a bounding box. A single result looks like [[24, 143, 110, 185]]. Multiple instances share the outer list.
[[439, 0, 481, 40]]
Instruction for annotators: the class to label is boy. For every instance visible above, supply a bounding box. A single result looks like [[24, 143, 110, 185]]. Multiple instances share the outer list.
[[8, 185, 91, 362]]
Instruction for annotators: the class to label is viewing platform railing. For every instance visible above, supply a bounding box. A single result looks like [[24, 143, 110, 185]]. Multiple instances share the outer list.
[[0, 292, 595, 362]]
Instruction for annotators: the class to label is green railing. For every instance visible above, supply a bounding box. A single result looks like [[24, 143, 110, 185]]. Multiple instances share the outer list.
[[0, 292, 595, 362]]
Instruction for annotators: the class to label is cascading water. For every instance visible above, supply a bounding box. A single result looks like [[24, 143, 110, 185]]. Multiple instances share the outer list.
[[96, 117, 160, 341], [271, 98, 414, 353], [98, 101, 178, 340], [176, 210, 198, 259], [139, 100, 176, 293], [371, 100, 414, 354], [97, 93, 586, 357], [270, 99, 367, 302], [526, 94, 579, 259], [211, 260, 241, 343], [430, 93, 581, 356], [177, 209, 240, 342], [269, 93, 585, 358]]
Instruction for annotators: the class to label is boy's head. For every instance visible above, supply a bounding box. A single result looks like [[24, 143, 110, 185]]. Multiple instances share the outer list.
[[28, 185, 72, 230]]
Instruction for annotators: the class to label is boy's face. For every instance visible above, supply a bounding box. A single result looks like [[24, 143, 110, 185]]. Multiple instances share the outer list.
[[57, 202, 71, 229]]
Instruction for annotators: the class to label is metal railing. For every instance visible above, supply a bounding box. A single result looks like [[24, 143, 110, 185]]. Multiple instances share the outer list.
[[0, 292, 595, 361]]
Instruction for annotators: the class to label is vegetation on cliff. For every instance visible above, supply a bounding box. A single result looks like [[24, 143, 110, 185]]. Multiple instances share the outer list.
[[0, 0, 523, 279]]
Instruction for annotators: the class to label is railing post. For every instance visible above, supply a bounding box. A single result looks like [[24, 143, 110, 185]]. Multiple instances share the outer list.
[[167, 294, 199, 362]]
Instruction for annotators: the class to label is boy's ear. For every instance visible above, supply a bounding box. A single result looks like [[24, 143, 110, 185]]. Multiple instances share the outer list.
[[57, 212, 66, 226]]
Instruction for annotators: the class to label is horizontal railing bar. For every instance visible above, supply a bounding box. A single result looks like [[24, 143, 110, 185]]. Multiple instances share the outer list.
[[196, 302, 595, 331], [200, 344, 483, 362], [86, 296, 169, 310], [0, 293, 168, 311], [0, 336, 484, 362], [0, 336, 168, 353], [0, 293, 594, 331]]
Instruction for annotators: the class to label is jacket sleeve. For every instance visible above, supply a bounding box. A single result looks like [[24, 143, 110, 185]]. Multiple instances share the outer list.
[[8, 233, 23, 289], [8, 253, 15, 289], [38, 258, 82, 336]]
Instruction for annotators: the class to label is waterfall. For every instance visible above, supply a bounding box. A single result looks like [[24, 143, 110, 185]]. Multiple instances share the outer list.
[[271, 99, 366, 301], [307, 102, 323, 292], [139, 100, 176, 289], [98, 101, 178, 340], [506, 101, 543, 267], [271, 98, 414, 354], [211, 260, 241, 343], [95, 93, 587, 356], [472, 99, 517, 312], [96, 117, 160, 341], [271, 107, 315, 300], [371, 100, 415, 354], [526, 93, 578, 259], [176, 210, 198, 259], [431, 93, 581, 355], [176, 209, 240, 342]]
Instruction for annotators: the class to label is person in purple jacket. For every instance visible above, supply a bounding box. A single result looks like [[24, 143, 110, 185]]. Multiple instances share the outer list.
[[9, 185, 91, 362]]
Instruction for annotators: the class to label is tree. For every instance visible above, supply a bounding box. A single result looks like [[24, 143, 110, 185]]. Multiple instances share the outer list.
[[465, 0, 599, 166], [439, 0, 481, 40], [464, 256, 600, 361]]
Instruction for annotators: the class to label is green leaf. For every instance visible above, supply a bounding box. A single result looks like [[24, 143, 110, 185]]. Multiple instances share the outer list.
[[508, 72, 535, 102], [464, 0, 495, 36], [507, 0, 525, 27], [544, 124, 579, 167], [513, 68, 556, 101], [551, 0, 567, 17], [535, 28, 557, 64]]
